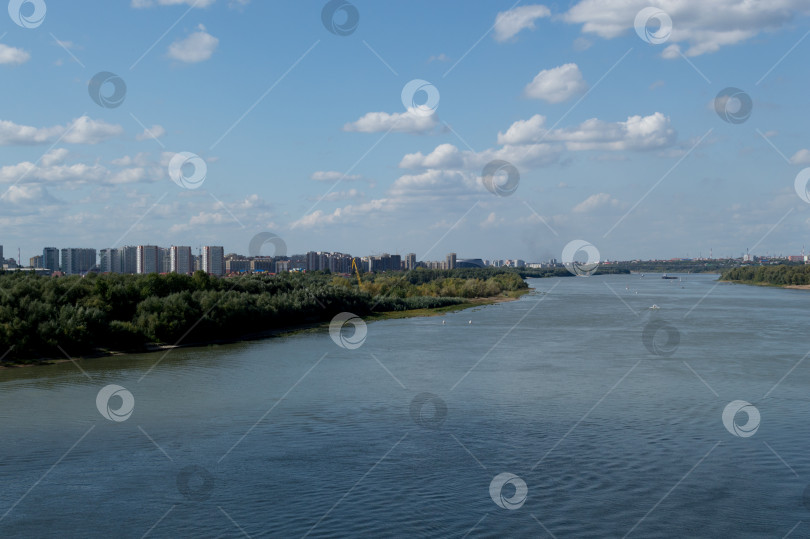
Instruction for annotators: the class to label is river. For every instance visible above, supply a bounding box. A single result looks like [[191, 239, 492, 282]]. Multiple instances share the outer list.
[[1, 274, 809, 538]]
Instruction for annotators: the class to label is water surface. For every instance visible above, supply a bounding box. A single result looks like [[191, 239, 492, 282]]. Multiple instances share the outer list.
[[1, 274, 809, 538]]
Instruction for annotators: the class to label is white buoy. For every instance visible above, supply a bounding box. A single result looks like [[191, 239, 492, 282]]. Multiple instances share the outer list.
[[468, 320, 472, 324], [442, 320, 445, 325]]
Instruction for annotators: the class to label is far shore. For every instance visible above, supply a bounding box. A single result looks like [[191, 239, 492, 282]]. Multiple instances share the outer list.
[[0, 289, 532, 369], [719, 279, 810, 290]]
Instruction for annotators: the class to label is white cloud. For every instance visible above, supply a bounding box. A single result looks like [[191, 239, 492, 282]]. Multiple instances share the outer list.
[[343, 108, 439, 134], [0, 44, 30, 65], [311, 171, 363, 182], [564, 0, 810, 57], [480, 212, 504, 228], [524, 63, 587, 103], [167, 24, 219, 63], [310, 189, 364, 202], [290, 199, 394, 229], [389, 169, 482, 199], [497, 115, 548, 145], [399, 143, 464, 169], [573, 192, 622, 213], [0, 152, 168, 190], [554, 113, 676, 151], [790, 149, 810, 165], [40, 148, 69, 167], [136, 125, 166, 141], [63, 116, 125, 144], [494, 5, 551, 42], [400, 142, 560, 171], [498, 112, 676, 151], [4, 184, 51, 204], [0, 116, 122, 146]]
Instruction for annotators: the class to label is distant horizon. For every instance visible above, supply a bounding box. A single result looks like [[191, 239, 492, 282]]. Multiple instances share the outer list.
[[6, 241, 807, 267]]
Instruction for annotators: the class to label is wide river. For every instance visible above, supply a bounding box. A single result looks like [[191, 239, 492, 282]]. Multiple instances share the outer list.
[[1, 274, 809, 538]]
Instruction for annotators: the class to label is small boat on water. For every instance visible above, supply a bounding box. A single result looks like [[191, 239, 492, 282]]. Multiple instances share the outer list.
[[662, 274, 678, 279], [649, 304, 660, 310]]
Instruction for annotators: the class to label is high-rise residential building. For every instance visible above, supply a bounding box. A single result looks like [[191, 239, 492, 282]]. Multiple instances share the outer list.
[[136, 245, 160, 274], [318, 252, 330, 272], [390, 254, 401, 271], [61, 248, 97, 275], [275, 260, 290, 272], [170, 246, 193, 274], [306, 251, 319, 272], [100, 248, 122, 273], [159, 247, 171, 273], [119, 246, 138, 274], [226, 259, 250, 273], [405, 253, 416, 271], [250, 258, 274, 273], [446, 253, 457, 270], [43, 247, 59, 271], [30, 255, 43, 268], [202, 246, 224, 276]]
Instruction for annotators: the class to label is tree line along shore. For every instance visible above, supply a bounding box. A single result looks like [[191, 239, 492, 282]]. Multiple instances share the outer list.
[[720, 265, 810, 287], [0, 267, 540, 364]]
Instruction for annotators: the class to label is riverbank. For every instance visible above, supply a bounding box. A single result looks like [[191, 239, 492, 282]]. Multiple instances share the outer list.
[[718, 279, 810, 290], [720, 265, 810, 289], [0, 289, 532, 368]]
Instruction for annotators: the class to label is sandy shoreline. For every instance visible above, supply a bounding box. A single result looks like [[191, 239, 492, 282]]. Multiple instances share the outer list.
[[0, 291, 530, 369]]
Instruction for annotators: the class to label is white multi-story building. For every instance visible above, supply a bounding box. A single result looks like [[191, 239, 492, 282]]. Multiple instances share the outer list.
[[202, 246, 224, 276], [170, 246, 193, 274]]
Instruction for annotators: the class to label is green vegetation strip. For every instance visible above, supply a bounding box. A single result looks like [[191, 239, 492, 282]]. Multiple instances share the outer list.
[[721, 264, 810, 287], [0, 268, 529, 364]]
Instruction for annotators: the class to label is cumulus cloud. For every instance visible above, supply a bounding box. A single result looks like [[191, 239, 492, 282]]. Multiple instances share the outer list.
[[0, 44, 30, 65], [399, 142, 561, 171], [311, 171, 363, 182], [572, 192, 622, 213], [136, 125, 166, 141], [309, 189, 364, 202], [524, 63, 587, 103], [40, 148, 70, 167], [0, 152, 168, 190], [564, 0, 810, 57], [290, 199, 394, 229], [790, 149, 810, 165], [167, 24, 219, 63], [3, 184, 52, 204], [498, 112, 676, 151], [0, 116, 122, 146], [494, 5, 551, 42], [343, 108, 439, 134]]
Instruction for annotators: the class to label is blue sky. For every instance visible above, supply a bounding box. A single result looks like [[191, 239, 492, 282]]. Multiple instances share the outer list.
[[1, 0, 810, 263]]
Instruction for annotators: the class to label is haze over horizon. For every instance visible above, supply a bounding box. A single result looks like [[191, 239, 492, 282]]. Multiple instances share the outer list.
[[2, 1, 810, 263]]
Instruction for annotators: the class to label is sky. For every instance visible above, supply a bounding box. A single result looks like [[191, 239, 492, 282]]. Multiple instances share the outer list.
[[1, 0, 810, 264]]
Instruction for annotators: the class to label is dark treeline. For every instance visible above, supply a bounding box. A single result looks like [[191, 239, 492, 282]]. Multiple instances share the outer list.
[[0, 268, 527, 362], [721, 265, 810, 286], [517, 267, 630, 278]]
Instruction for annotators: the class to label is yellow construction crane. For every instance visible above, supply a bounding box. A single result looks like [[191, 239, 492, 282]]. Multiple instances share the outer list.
[[351, 258, 362, 286]]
